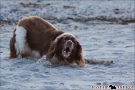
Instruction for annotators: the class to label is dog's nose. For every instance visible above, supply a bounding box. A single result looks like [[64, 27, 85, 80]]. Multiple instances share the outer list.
[[67, 40, 72, 46]]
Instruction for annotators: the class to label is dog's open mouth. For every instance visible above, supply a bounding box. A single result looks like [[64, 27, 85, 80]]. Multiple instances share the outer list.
[[65, 47, 70, 53], [62, 47, 71, 58], [64, 47, 71, 54]]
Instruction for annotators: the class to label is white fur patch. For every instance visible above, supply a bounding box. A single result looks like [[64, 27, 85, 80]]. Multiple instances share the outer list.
[[15, 26, 31, 56], [32, 50, 40, 59], [37, 55, 60, 65], [69, 62, 77, 67], [54, 33, 75, 42], [50, 55, 59, 64]]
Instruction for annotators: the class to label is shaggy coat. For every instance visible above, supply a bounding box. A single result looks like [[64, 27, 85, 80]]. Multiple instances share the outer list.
[[9, 16, 85, 66]]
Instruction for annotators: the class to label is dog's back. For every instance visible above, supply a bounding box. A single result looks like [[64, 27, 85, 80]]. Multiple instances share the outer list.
[[9, 16, 63, 59]]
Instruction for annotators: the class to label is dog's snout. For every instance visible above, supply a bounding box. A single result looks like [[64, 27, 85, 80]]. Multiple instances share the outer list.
[[67, 40, 72, 45]]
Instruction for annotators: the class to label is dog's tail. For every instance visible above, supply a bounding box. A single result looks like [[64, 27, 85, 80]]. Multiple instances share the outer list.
[[8, 28, 17, 59], [85, 59, 114, 65]]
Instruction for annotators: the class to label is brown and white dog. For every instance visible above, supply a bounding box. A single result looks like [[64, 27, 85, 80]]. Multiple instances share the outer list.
[[8, 16, 85, 67]]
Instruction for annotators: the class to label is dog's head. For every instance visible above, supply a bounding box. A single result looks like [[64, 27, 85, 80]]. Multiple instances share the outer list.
[[46, 33, 85, 66], [57, 35, 76, 59]]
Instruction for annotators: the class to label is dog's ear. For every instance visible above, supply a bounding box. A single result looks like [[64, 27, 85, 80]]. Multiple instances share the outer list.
[[46, 41, 56, 61], [46, 38, 62, 61], [75, 41, 85, 67]]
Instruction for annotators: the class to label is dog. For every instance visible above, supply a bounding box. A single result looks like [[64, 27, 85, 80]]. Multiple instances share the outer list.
[[8, 16, 85, 67]]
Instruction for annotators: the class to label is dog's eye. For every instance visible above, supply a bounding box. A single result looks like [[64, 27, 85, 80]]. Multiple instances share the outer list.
[[63, 39, 66, 42]]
